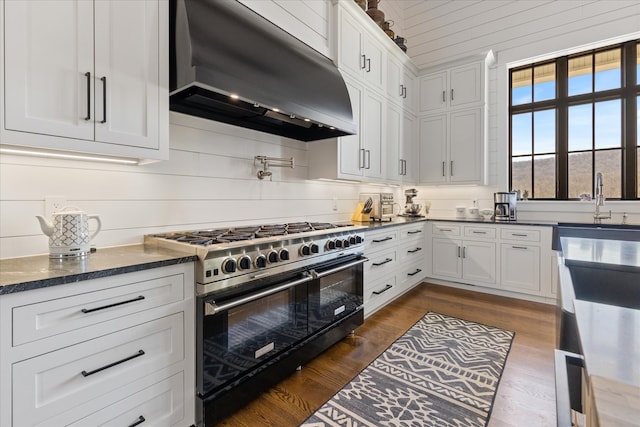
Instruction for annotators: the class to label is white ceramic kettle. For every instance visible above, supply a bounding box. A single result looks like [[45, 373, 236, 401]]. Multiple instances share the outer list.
[[36, 207, 101, 258]]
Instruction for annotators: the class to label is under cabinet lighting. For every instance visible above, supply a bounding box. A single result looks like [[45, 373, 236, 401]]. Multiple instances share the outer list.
[[0, 147, 139, 165], [230, 94, 239, 99]]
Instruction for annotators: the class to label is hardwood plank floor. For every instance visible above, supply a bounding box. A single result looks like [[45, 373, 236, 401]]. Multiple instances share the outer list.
[[218, 283, 558, 426]]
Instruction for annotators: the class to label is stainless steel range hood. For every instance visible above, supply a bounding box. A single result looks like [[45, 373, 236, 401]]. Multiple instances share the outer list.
[[170, 0, 356, 142]]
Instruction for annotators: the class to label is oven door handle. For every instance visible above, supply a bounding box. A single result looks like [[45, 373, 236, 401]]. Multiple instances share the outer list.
[[310, 257, 368, 279], [205, 274, 313, 315]]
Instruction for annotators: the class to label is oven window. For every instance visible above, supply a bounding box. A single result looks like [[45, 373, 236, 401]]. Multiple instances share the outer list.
[[200, 284, 308, 395], [309, 262, 363, 332]]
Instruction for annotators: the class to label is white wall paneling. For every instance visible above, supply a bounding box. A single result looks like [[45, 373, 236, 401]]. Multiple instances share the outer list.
[[2, 0, 640, 259]]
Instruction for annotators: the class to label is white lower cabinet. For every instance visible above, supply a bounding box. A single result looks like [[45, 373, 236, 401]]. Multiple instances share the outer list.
[[431, 223, 497, 286], [428, 221, 555, 301], [0, 263, 195, 427], [363, 222, 427, 316]]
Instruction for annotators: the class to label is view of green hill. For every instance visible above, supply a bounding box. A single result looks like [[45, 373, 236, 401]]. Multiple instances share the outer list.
[[511, 149, 628, 199]]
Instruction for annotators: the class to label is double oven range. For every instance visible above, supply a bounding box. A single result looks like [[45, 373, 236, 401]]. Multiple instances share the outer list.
[[146, 222, 366, 425]]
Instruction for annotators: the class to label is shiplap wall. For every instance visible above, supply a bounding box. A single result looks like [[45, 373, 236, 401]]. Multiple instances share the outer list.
[[403, 0, 640, 222], [2, 0, 640, 259]]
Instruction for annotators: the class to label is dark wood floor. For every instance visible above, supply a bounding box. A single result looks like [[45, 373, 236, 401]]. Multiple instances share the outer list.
[[218, 283, 557, 426]]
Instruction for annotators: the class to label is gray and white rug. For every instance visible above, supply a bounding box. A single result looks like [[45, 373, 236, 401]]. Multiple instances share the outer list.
[[300, 312, 515, 427]]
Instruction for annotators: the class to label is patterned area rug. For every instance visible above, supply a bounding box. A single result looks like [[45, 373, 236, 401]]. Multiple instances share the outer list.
[[300, 312, 515, 427]]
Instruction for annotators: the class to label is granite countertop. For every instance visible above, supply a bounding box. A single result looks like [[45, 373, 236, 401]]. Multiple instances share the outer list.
[[427, 217, 558, 226], [575, 300, 640, 387], [351, 216, 428, 230], [560, 236, 640, 273], [0, 244, 196, 295]]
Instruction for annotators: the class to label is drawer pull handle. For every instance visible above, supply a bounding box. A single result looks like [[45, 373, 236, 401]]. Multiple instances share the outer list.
[[408, 268, 422, 276], [129, 416, 146, 427], [372, 237, 392, 243], [373, 284, 393, 295], [512, 246, 529, 250], [81, 295, 145, 313], [511, 233, 528, 237], [408, 247, 422, 253], [408, 230, 422, 234], [439, 228, 453, 232], [472, 231, 487, 234], [372, 258, 393, 266], [81, 349, 145, 377]]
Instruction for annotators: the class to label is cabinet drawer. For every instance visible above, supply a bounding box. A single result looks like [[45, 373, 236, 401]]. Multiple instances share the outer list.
[[432, 223, 461, 237], [397, 241, 425, 264], [67, 373, 185, 427], [12, 273, 185, 347], [464, 226, 496, 239], [364, 250, 397, 278], [13, 313, 184, 426], [397, 262, 425, 289], [365, 275, 398, 315], [398, 224, 426, 241], [501, 228, 541, 242], [364, 229, 398, 253]]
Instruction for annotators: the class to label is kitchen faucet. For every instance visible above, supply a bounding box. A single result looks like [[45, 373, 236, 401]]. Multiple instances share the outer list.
[[593, 172, 611, 223]]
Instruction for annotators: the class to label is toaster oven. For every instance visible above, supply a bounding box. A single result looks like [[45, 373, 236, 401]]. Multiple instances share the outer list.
[[359, 193, 394, 221]]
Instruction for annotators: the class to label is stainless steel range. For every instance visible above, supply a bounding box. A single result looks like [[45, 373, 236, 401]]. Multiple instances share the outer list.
[[145, 221, 366, 426]]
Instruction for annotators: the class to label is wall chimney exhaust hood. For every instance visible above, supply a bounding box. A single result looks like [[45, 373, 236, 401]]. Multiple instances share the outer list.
[[170, 0, 356, 142]]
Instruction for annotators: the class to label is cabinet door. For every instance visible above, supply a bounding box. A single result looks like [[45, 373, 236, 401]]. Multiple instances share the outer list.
[[363, 90, 385, 179], [337, 10, 363, 78], [387, 56, 403, 102], [419, 114, 447, 184], [449, 108, 482, 183], [419, 71, 447, 113], [449, 62, 482, 108], [402, 113, 418, 183], [462, 240, 496, 285], [4, 1, 94, 140], [339, 81, 364, 178], [501, 244, 541, 294], [362, 36, 384, 90], [386, 103, 402, 183], [432, 238, 462, 279], [402, 68, 416, 111], [94, 1, 159, 149]]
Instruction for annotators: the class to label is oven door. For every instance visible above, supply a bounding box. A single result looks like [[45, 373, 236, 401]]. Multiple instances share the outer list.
[[308, 255, 365, 333], [198, 272, 312, 397]]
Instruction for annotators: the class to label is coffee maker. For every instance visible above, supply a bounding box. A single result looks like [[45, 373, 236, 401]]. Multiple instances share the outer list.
[[494, 192, 517, 221]]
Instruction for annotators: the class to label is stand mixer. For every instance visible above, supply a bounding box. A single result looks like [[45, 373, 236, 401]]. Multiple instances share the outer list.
[[402, 188, 423, 217]]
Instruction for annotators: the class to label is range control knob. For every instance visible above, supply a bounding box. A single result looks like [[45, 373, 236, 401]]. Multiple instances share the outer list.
[[299, 244, 311, 256], [310, 242, 320, 254], [325, 240, 336, 250], [255, 254, 267, 268], [267, 250, 279, 264], [336, 239, 350, 248], [279, 248, 290, 261], [221, 258, 237, 274], [350, 235, 363, 245], [237, 255, 252, 270]]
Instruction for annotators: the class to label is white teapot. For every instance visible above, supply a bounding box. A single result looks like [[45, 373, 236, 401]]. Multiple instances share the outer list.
[[36, 207, 101, 258]]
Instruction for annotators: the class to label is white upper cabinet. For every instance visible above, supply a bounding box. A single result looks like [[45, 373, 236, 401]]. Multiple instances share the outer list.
[[418, 52, 493, 185], [2, 0, 168, 162], [387, 54, 416, 110], [337, 6, 385, 92], [419, 60, 487, 114]]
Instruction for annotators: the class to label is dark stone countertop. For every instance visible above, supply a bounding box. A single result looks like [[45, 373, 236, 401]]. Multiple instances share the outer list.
[[428, 217, 558, 227], [0, 244, 196, 295], [351, 216, 428, 230], [560, 236, 640, 273], [575, 300, 640, 387]]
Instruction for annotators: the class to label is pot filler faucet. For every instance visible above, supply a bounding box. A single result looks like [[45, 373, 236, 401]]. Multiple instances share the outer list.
[[593, 172, 611, 224]]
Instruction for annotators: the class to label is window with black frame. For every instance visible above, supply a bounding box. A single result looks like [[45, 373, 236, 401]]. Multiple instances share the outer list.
[[509, 40, 639, 200]]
